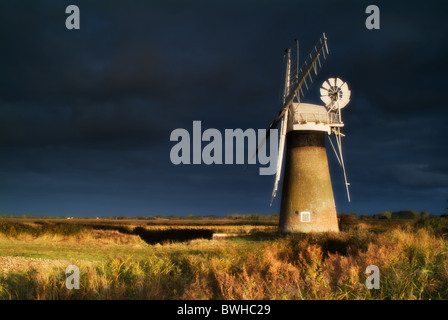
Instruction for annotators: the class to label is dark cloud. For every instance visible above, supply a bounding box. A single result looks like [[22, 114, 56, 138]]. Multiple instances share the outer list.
[[0, 0, 447, 216]]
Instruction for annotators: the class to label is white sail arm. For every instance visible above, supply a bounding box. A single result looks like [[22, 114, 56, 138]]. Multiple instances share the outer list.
[[327, 134, 342, 166], [334, 128, 351, 202], [270, 109, 288, 206]]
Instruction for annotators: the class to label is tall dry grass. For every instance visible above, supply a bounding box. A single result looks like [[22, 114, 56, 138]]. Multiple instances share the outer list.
[[0, 225, 447, 300]]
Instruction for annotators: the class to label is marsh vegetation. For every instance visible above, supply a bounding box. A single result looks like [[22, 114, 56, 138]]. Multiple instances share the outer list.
[[0, 216, 447, 299]]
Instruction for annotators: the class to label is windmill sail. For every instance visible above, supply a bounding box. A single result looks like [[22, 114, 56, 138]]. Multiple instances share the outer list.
[[282, 33, 329, 107], [270, 108, 288, 206], [277, 33, 329, 121], [332, 127, 351, 202], [251, 33, 330, 163]]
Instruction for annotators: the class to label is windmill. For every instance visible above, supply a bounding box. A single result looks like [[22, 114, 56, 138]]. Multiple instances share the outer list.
[[258, 33, 351, 233]]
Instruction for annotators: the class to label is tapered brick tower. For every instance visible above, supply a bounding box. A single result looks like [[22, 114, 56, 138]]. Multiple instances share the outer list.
[[278, 104, 339, 233]]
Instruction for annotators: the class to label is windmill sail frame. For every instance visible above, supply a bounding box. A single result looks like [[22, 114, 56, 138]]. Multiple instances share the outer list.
[[279, 33, 329, 118], [252, 33, 330, 163]]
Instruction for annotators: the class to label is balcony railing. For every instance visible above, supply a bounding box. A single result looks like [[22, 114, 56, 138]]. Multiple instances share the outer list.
[[293, 112, 341, 125]]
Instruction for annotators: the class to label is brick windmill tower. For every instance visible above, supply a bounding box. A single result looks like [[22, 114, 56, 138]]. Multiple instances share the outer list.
[[258, 34, 351, 233]]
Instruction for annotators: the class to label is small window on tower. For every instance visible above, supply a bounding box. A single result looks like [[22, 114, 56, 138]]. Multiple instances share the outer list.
[[300, 212, 311, 222]]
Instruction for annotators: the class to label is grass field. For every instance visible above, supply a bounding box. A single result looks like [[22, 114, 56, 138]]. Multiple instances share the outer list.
[[0, 217, 447, 299]]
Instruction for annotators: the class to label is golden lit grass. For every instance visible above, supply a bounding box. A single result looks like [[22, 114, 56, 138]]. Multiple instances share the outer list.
[[0, 229, 150, 263], [0, 229, 146, 245], [181, 228, 448, 300], [0, 256, 75, 274], [0, 222, 447, 300]]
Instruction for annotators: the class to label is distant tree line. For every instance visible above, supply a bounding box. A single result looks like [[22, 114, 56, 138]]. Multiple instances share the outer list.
[[0, 213, 281, 221], [2, 210, 446, 221], [338, 210, 438, 220], [226, 213, 280, 221]]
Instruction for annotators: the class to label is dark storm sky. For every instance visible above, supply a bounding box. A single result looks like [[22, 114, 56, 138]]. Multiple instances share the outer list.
[[0, 1, 447, 216]]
